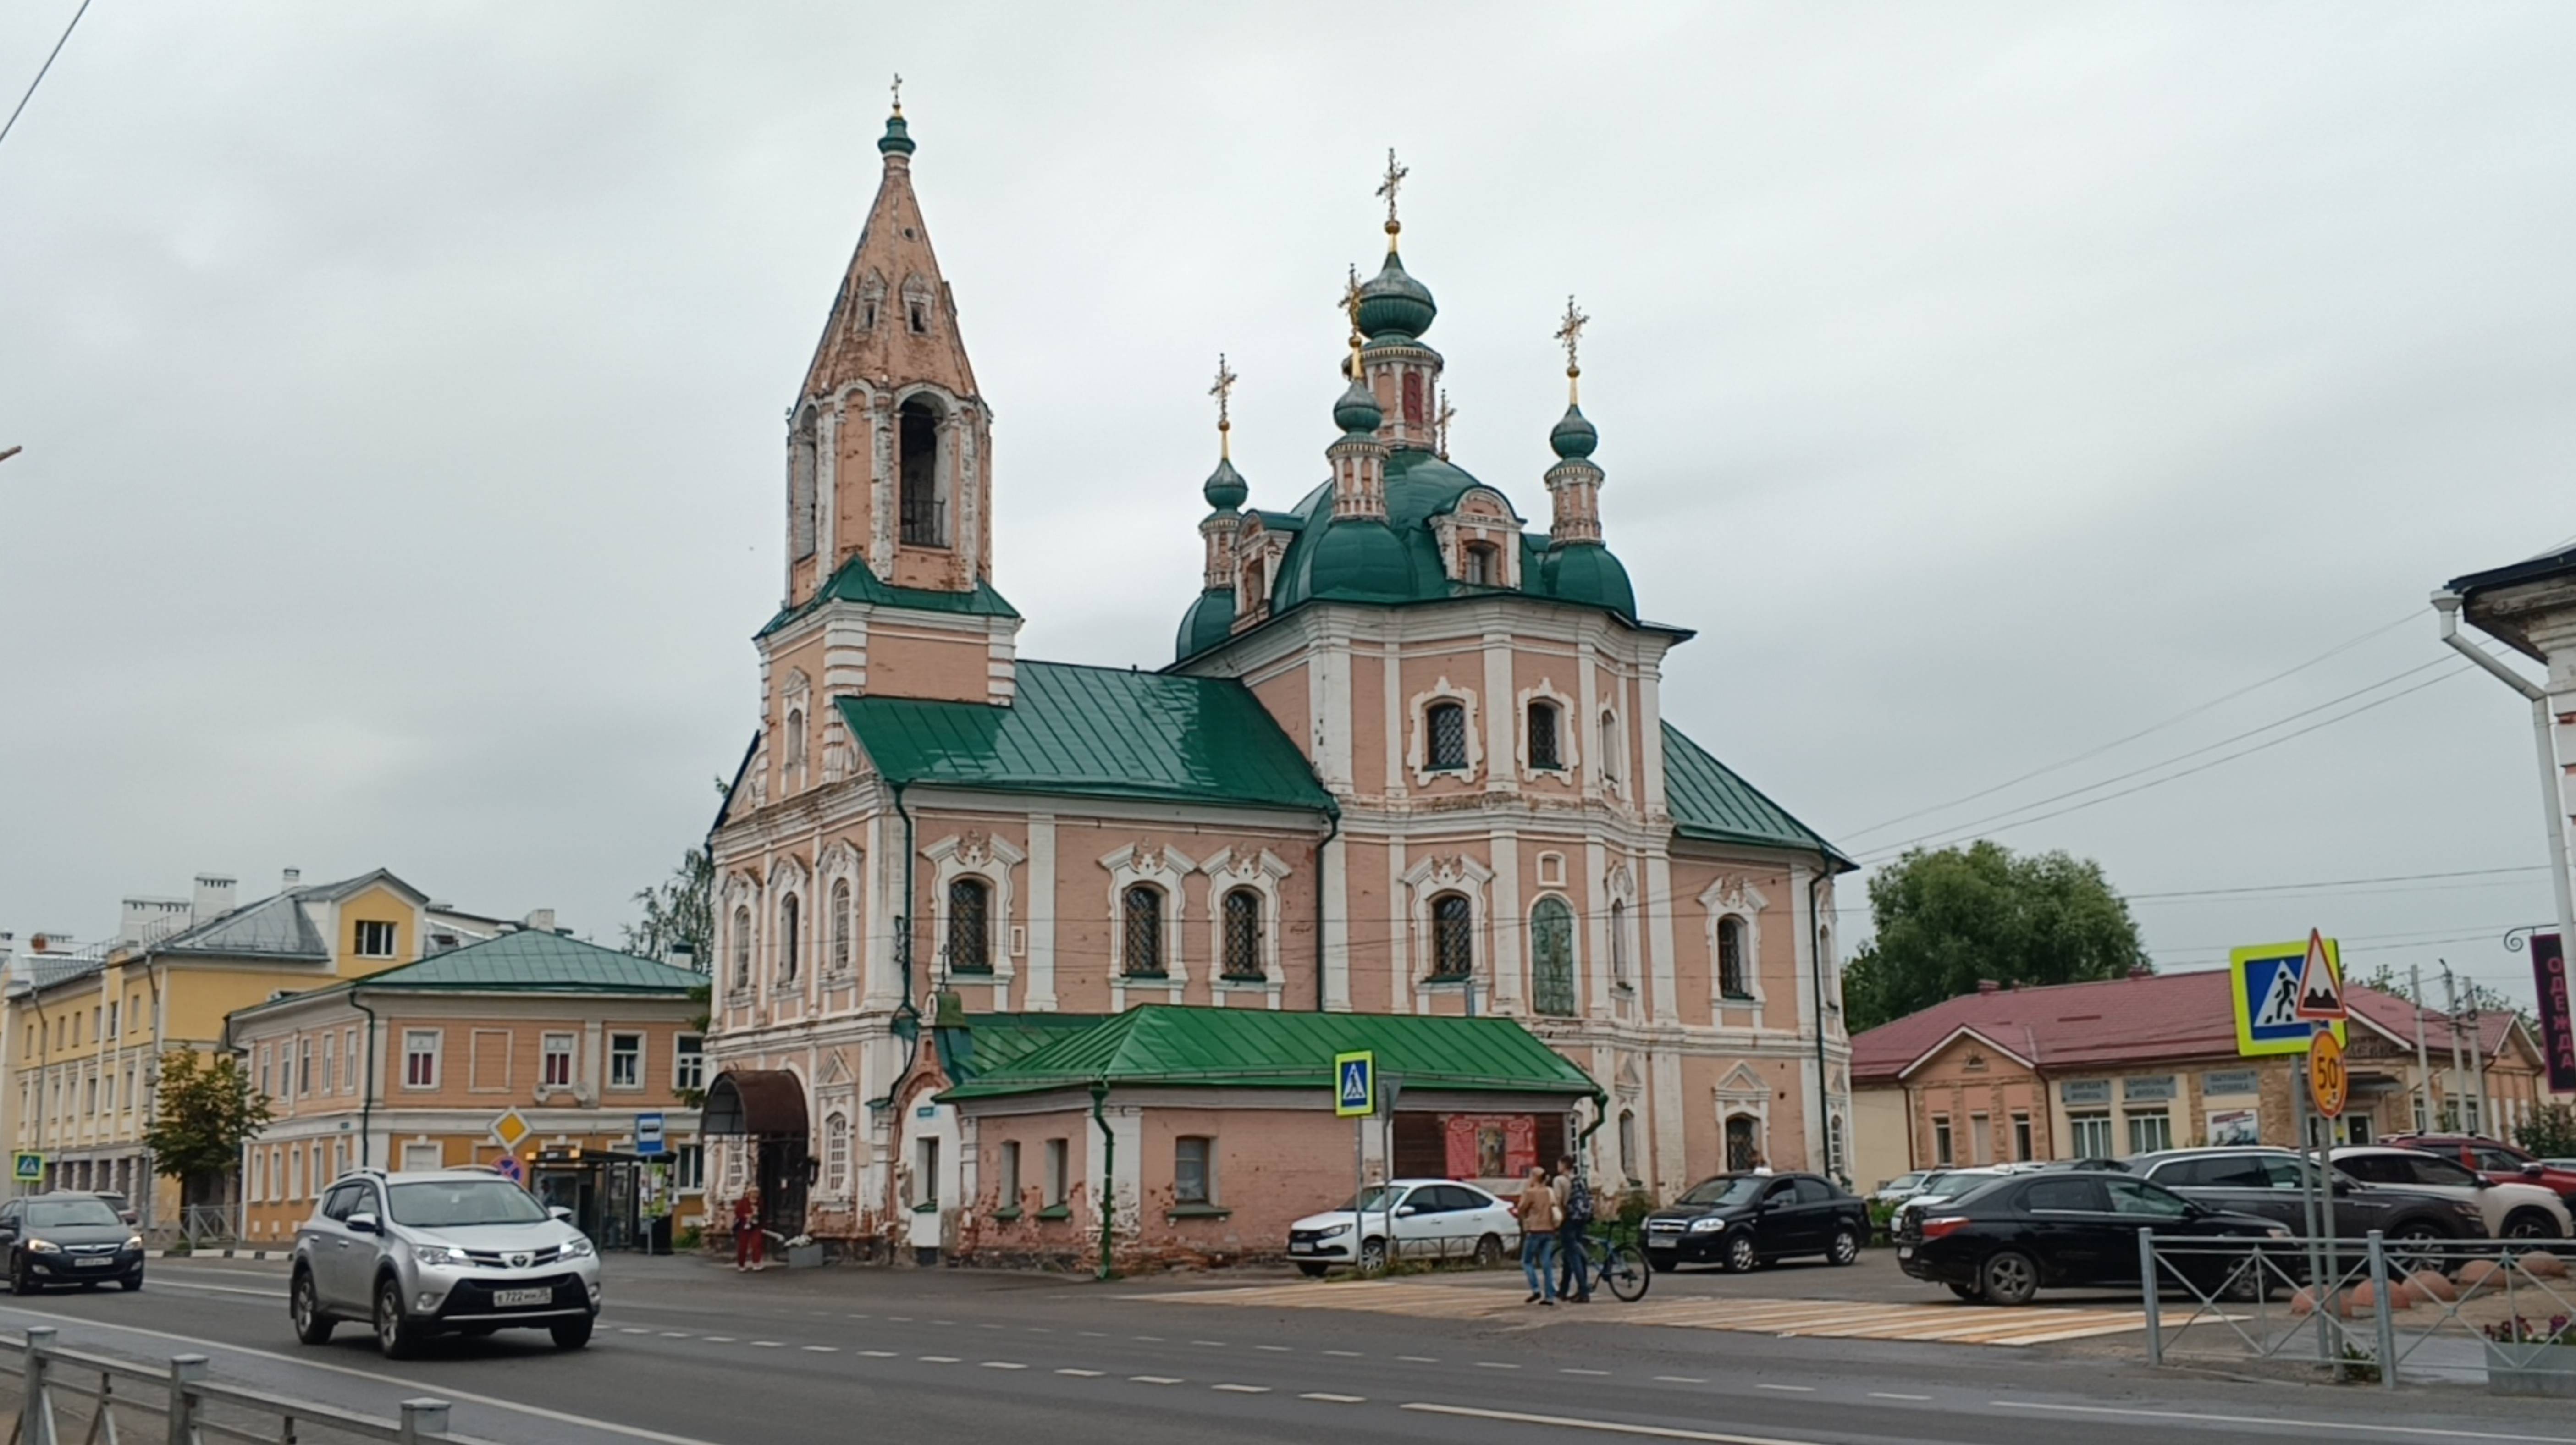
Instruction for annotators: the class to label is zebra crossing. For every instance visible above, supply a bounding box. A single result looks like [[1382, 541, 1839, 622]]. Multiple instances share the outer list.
[[1142, 1280, 2215, 1347]]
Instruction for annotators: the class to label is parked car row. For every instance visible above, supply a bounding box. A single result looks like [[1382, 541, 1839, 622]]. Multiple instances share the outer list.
[[1641, 1172, 1870, 1273], [1898, 1168, 2290, 1306]]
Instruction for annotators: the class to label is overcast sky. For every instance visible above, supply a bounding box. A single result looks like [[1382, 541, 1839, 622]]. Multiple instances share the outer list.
[[5, 3, 2571, 1011]]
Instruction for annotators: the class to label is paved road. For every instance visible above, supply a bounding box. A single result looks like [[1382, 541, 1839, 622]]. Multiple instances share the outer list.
[[0, 1255, 2561, 1445]]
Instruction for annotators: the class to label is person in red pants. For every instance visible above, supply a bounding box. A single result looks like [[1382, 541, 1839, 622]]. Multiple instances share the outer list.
[[733, 1186, 765, 1271]]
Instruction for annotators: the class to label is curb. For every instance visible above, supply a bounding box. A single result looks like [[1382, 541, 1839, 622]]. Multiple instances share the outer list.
[[143, 1248, 279, 1261]]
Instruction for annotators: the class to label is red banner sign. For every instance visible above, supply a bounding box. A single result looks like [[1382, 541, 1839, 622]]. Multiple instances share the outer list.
[[2534, 932, 2576, 1094]]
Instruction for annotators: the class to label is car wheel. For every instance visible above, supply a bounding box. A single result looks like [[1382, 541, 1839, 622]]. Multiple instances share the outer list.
[[1980, 1250, 2039, 1307], [1473, 1233, 1505, 1268], [291, 1270, 334, 1345], [1947, 1281, 1984, 1303], [119, 1272, 143, 1293], [374, 1277, 421, 1360], [2388, 1222, 2450, 1274], [1647, 1252, 1677, 1274], [1357, 1237, 1388, 1272], [550, 1315, 594, 1350], [12, 1254, 36, 1296], [1827, 1227, 1860, 1267], [1296, 1262, 1329, 1278], [1722, 1231, 1759, 1274], [2503, 1208, 2562, 1241]]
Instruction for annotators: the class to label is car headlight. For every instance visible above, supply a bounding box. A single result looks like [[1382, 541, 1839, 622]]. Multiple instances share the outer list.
[[1314, 1223, 1350, 1240], [563, 1236, 596, 1259], [125, 1236, 143, 1251], [25, 1239, 60, 1254], [2265, 1226, 2292, 1239], [1688, 1217, 1727, 1234], [410, 1244, 465, 1268]]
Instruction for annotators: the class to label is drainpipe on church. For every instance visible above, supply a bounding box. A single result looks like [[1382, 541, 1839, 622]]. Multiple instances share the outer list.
[[351, 990, 377, 1168], [1809, 862, 1835, 1181], [1313, 810, 1338, 1012], [1090, 1080, 1114, 1279]]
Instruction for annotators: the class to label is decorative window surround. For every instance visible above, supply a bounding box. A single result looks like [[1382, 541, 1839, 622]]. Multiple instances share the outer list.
[[722, 872, 762, 1001], [1105, 843, 1197, 1006], [1407, 678, 1483, 786], [781, 670, 812, 795], [1515, 679, 1580, 780], [1431, 489, 1525, 590], [1700, 875, 1770, 1018], [1714, 1062, 1771, 1167], [1604, 863, 1639, 1004], [1595, 703, 1626, 800], [820, 840, 863, 982], [1201, 847, 1291, 1009], [1402, 854, 1494, 1003], [927, 831, 1025, 989], [767, 855, 811, 995], [1535, 851, 1567, 888]]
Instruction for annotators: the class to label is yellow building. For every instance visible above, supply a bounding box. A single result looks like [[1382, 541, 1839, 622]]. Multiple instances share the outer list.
[[4, 870, 491, 1237]]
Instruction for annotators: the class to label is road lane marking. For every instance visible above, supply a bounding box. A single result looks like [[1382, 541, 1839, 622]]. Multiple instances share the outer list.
[[1990, 1401, 2576, 1444], [1133, 1335, 1165, 1341], [919, 1355, 960, 1363], [1130, 1375, 1182, 1385], [1025, 1327, 1052, 1333], [0, 1304, 730, 1445], [1397, 1354, 1438, 1362], [140, 1280, 287, 1300], [1057, 1368, 1105, 1378], [1868, 1393, 1929, 1402], [1212, 1384, 1269, 1394], [802, 1346, 837, 1353], [847, 1313, 871, 1319], [659, 1332, 690, 1338], [1656, 1376, 1708, 1384], [1302, 1393, 1366, 1403], [751, 1340, 783, 1348], [887, 1316, 911, 1322], [1754, 1384, 1812, 1392], [1190, 1339, 1228, 1346], [1254, 1344, 1291, 1352], [981, 1361, 1026, 1369], [1080, 1330, 1108, 1338], [1561, 1368, 1611, 1376], [859, 1350, 899, 1357], [1474, 1361, 1520, 1370], [1402, 1403, 1825, 1445], [704, 1336, 735, 1343], [620, 1328, 651, 1334], [1324, 1349, 1362, 1358]]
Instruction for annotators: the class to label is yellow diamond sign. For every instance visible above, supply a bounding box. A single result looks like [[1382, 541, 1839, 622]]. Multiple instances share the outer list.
[[490, 1107, 533, 1150]]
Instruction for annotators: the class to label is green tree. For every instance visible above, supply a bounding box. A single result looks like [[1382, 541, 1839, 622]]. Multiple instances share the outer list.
[[623, 844, 713, 971], [1841, 841, 2149, 1033], [143, 1050, 271, 1186], [2516, 1103, 2576, 1159]]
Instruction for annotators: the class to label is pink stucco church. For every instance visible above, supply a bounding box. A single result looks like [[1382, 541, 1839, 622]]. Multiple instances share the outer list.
[[702, 98, 1853, 1263]]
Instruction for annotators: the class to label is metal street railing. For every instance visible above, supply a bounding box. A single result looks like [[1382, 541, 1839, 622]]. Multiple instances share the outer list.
[[2138, 1230, 2576, 1389], [0, 1328, 477, 1445]]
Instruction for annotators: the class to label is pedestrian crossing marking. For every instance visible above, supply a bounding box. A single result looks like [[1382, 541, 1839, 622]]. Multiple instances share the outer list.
[[1140, 1281, 2231, 1347]]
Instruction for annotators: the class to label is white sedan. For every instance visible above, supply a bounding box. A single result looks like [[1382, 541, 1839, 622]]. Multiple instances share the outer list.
[[1285, 1179, 1523, 1275], [2332, 1146, 2570, 1240]]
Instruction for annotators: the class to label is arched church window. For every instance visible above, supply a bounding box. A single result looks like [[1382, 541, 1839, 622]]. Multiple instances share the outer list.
[[1221, 889, 1264, 981], [1426, 701, 1468, 773], [1618, 1109, 1638, 1182], [1610, 899, 1632, 990], [1242, 557, 1266, 612], [1528, 700, 1561, 770], [907, 299, 928, 333], [1402, 370, 1424, 425], [1429, 893, 1474, 981], [1123, 885, 1166, 978], [829, 877, 853, 974], [1718, 916, 1751, 1000], [1530, 897, 1575, 1016], [1462, 542, 1498, 587], [783, 708, 807, 788], [947, 877, 991, 976], [1598, 710, 1622, 790], [778, 894, 800, 985], [789, 422, 818, 562], [730, 905, 752, 989], [899, 398, 945, 547]]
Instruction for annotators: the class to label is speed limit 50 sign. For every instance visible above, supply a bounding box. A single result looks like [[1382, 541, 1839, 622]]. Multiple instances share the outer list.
[[2306, 1030, 2349, 1119]]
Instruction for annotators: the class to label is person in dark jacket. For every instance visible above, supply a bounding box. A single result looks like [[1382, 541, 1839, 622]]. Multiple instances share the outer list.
[[1554, 1156, 1593, 1303]]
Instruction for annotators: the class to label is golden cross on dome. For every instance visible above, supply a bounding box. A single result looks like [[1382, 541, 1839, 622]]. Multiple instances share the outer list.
[[1209, 353, 1238, 456], [1434, 388, 1456, 460], [1376, 148, 1409, 239], [890, 72, 903, 115], [1554, 294, 1589, 376]]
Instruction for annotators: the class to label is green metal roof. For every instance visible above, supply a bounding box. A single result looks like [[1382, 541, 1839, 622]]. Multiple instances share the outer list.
[[228, 931, 702, 1026], [837, 661, 1332, 812], [1661, 720, 1851, 868], [940, 1005, 1603, 1101], [937, 1012, 1107, 1082], [758, 556, 1020, 639]]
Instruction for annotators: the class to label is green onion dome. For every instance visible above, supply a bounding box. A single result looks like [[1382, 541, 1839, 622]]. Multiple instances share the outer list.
[[1202, 456, 1248, 511], [878, 111, 915, 156], [1549, 403, 1599, 460], [1175, 588, 1237, 660], [1332, 376, 1382, 435], [1540, 538, 1634, 615], [1356, 250, 1437, 339]]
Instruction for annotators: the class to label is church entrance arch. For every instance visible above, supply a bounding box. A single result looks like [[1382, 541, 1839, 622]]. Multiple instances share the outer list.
[[704, 1070, 811, 1239]]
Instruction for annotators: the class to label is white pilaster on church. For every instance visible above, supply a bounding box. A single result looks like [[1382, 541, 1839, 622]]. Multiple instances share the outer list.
[[1320, 831, 1352, 1011], [1646, 851, 1681, 1020], [1024, 813, 1057, 1010], [1489, 830, 1523, 1013], [1481, 629, 1516, 795]]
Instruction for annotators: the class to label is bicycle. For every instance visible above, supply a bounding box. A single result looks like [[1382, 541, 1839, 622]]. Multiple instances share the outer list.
[[1563, 1224, 1650, 1302]]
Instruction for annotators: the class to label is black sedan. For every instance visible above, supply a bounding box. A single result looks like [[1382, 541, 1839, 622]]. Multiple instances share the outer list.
[[0, 1192, 145, 1293], [1897, 1169, 2288, 1306], [1642, 1172, 1870, 1274]]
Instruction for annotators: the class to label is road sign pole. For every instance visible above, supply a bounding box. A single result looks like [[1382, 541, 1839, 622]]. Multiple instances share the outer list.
[[2294, 1074, 2329, 1366], [1352, 1114, 1364, 1274]]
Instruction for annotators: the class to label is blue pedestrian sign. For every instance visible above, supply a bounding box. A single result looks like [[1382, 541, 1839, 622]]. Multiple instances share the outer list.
[[634, 1112, 667, 1157], [11, 1153, 41, 1183], [2230, 937, 2349, 1058], [1334, 1051, 1376, 1118]]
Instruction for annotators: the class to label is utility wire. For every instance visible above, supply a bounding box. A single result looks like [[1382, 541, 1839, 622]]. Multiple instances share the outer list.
[[0, 0, 94, 154], [2124, 864, 2552, 901], [1856, 658, 2469, 862], [1842, 609, 2423, 841]]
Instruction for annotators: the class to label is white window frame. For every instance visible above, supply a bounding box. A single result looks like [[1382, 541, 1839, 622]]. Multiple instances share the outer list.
[[1699, 876, 1771, 1012], [926, 832, 1026, 987], [673, 1034, 705, 1093], [1199, 847, 1291, 1003], [1409, 679, 1482, 783], [401, 1030, 441, 1091], [608, 1032, 645, 1091], [541, 1033, 576, 1090], [354, 919, 397, 959], [1102, 842, 1194, 1005], [673, 1142, 705, 1192], [1514, 678, 1580, 779]]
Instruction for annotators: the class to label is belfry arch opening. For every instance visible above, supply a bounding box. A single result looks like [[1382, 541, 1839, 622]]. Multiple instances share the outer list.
[[899, 397, 945, 547]]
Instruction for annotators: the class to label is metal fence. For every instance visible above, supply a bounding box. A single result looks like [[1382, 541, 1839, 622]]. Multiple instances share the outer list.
[[176, 1209, 233, 1252], [0, 1328, 475, 1445], [2137, 1230, 2576, 1389]]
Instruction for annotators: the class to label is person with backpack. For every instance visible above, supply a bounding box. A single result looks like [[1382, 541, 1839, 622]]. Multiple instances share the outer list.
[[1554, 1155, 1594, 1303], [1515, 1164, 1560, 1305]]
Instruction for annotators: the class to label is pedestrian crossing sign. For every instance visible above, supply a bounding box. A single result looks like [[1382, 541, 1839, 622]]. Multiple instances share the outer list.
[[1334, 1051, 1376, 1117], [2231, 937, 2349, 1057], [11, 1153, 40, 1183]]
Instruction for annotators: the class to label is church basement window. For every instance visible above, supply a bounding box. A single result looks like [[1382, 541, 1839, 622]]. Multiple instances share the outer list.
[[1123, 884, 1167, 977]]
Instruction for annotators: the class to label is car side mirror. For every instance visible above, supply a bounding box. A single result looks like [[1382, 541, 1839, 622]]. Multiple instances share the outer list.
[[2329, 1180, 2352, 1197], [345, 1212, 379, 1235], [549, 1205, 575, 1223], [118, 1212, 138, 1227], [2471, 1177, 2493, 1190], [1396, 1205, 1418, 1218], [2524, 1164, 2546, 1180]]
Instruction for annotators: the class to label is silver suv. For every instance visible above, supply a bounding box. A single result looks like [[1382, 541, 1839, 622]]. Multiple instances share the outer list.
[[289, 1168, 600, 1357]]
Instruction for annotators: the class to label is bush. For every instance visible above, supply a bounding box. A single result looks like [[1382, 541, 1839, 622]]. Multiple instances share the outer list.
[[677, 1224, 703, 1252], [2515, 1104, 2576, 1160], [1867, 1199, 1899, 1247]]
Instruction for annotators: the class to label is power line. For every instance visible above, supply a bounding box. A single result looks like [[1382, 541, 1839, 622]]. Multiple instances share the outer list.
[[2124, 864, 2552, 901], [1856, 661, 2470, 862], [0, 0, 94, 154], [1842, 609, 2423, 841]]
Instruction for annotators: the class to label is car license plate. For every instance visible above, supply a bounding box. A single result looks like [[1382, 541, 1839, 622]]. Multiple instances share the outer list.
[[1289, 1242, 1312, 1253], [493, 1287, 552, 1307], [74, 1257, 112, 1268], [1897, 1246, 1914, 1260]]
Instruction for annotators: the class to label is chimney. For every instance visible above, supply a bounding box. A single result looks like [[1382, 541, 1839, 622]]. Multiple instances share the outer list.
[[281, 867, 302, 891], [191, 874, 237, 923], [1975, 979, 2001, 994], [120, 897, 191, 946], [523, 908, 557, 934], [670, 943, 698, 973]]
